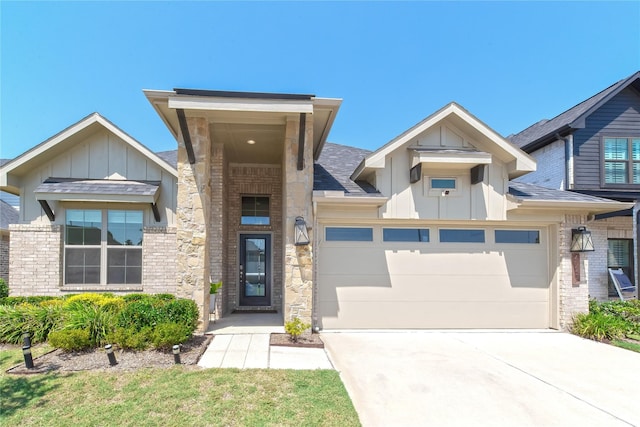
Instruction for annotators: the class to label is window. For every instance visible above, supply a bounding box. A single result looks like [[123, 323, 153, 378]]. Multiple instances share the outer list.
[[608, 239, 634, 285], [495, 230, 540, 244], [383, 228, 429, 242], [65, 209, 143, 286], [326, 227, 373, 241], [430, 178, 456, 190], [604, 137, 640, 184], [439, 229, 485, 243], [241, 196, 270, 225]]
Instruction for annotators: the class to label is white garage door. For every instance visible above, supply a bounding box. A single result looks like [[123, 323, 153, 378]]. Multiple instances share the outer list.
[[317, 225, 550, 329]]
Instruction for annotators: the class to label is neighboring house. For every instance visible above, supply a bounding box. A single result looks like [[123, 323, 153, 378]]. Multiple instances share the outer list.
[[512, 71, 640, 301], [0, 199, 19, 282], [0, 89, 632, 331]]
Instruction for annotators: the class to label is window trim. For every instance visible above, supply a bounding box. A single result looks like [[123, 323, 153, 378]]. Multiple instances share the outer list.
[[63, 208, 143, 288], [601, 136, 640, 187]]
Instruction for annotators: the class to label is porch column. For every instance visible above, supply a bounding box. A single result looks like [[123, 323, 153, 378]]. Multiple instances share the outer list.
[[176, 116, 212, 332], [282, 114, 314, 325]]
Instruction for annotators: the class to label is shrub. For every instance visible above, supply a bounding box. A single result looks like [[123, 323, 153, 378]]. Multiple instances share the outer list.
[[109, 326, 152, 350], [64, 293, 120, 308], [151, 322, 192, 350], [572, 311, 629, 341], [48, 329, 92, 351], [0, 303, 63, 344], [0, 296, 59, 306], [64, 301, 117, 346], [122, 293, 151, 303], [285, 317, 310, 342], [117, 299, 160, 330], [161, 299, 199, 330], [0, 278, 8, 298]]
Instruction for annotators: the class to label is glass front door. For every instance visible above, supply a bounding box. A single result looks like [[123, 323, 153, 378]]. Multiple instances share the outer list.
[[239, 234, 271, 306]]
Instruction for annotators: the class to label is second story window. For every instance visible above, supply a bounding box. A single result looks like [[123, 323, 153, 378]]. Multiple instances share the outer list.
[[604, 137, 640, 184]]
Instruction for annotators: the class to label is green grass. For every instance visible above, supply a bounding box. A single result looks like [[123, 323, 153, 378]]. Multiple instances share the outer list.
[[0, 346, 360, 427], [612, 339, 640, 353]]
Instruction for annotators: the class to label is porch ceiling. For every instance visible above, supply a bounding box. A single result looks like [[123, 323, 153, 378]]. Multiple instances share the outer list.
[[210, 121, 285, 164]]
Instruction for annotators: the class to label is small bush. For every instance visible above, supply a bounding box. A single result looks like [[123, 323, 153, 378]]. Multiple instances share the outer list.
[[64, 301, 117, 346], [572, 311, 629, 341], [48, 329, 92, 351], [122, 293, 151, 303], [162, 299, 199, 330], [285, 317, 310, 342], [109, 326, 152, 350], [117, 299, 160, 330], [64, 293, 119, 308], [0, 296, 59, 306], [0, 278, 8, 298], [0, 303, 63, 344], [151, 322, 192, 350]]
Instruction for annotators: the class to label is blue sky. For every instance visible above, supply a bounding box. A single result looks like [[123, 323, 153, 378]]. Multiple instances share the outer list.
[[1, 1, 639, 160]]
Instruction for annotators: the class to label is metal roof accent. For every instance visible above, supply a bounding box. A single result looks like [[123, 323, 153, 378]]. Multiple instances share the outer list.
[[34, 178, 161, 203]]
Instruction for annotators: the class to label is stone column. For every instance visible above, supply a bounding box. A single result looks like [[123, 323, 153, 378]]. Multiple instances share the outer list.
[[282, 114, 314, 325], [176, 116, 211, 332]]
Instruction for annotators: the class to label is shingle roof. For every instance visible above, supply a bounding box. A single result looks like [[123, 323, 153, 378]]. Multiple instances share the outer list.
[[156, 150, 177, 169], [313, 143, 381, 196], [510, 71, 640, 151], [0, 199, 18, 230], [508, 181, 622, 204], [35, 179, 161, 198]]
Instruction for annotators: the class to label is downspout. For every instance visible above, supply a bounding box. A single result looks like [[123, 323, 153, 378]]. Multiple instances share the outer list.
[[563, 134, 574, 190]]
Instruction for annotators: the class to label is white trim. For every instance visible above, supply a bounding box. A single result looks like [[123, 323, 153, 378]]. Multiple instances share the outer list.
[[168, 95, 314, 114]]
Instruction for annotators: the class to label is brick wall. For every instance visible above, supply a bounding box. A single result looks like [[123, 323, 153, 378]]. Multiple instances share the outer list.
[[8, 224, 63, 296], [226, 164, 283, 313], [516, 139, 566, 190], [558, 215, 590, 329], [142, 226, 177, 294], [587, 216, 633, 301], [0, 233, 9, 283], [209, 143, 227, 315]]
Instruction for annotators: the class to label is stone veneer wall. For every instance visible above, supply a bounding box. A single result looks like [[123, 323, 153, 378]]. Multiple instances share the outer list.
[[176, 117, 212, 331], [283, 115, 314, 325], [8, 224, 63, 296], [142, 226, 177, 294], [226, 164, 283, 313], [587, 216, 634, 301], [209, 143, 227, 315], [0, 233, 9, 283], [558, 214, 590, 329]]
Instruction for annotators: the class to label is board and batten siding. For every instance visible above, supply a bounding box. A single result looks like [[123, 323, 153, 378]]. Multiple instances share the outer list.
[[20, 127, 177, 226], [573, 87, 640, 190]]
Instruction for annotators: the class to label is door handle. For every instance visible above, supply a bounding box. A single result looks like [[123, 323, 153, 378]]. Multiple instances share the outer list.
[[239, 264, 244, 283]]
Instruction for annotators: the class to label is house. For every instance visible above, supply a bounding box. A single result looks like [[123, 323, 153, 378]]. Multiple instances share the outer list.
[[512, 71, 640, 301], [0, 199, 19, 283], [0, 89, 632, 331]]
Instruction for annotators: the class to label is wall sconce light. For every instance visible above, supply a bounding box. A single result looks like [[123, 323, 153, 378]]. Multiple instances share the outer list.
[[294, 216, 310, 246], [570, 226, 594, 252]]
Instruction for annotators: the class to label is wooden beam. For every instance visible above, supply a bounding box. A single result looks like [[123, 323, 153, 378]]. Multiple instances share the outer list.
[[176, 108, 196, 164], [38, 200, 55, 221], [297, 113, 306, 171], [151, 203, 161, 222]]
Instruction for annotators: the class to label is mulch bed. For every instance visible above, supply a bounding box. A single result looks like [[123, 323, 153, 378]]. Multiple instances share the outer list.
[[269, 333, 324, 348], [5, 335, 212, 375]]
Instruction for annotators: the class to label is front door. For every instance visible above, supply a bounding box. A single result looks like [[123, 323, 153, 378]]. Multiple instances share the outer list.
[[239, 234, 271, 306]]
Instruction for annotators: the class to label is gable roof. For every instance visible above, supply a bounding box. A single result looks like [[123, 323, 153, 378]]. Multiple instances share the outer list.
[[0, 113, 178, 194], [510, 71, 640, 152], [351, 102, 536, 181], [0, 199, 18, 231]]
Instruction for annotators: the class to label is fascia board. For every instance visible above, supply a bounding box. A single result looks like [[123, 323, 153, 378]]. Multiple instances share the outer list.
[[312, 193, 388, 207], [514, 199, 634, 214], [168, 95, 314, 114]]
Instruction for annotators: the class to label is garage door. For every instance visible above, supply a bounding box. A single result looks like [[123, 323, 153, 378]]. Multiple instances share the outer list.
[[317, 225, 550, 329]]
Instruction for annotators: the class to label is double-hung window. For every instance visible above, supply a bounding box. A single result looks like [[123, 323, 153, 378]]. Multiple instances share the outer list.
[[604, 137, 640, 184], [65, 209, 143, 286]]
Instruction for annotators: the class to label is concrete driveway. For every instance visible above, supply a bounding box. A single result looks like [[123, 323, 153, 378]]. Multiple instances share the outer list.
[[322, 331, 640, 427]]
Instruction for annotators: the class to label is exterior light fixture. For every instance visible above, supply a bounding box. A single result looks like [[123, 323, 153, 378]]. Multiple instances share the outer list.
[[173, 344, 181, 364], [105, 344, 118, 366], [247, 139, 256, 145], [570, 226, 594, 252], [22, 345, 34, 369], [23, 332, 31, 347], [294, 216, 310, 246]]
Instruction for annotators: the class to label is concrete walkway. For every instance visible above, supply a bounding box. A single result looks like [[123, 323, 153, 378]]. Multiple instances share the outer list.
[[322, 331, 640, 427], [197, 313, 333, 370]]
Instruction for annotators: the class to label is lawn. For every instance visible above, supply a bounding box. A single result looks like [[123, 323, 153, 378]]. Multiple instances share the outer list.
[[0, 345, 360, 427]]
